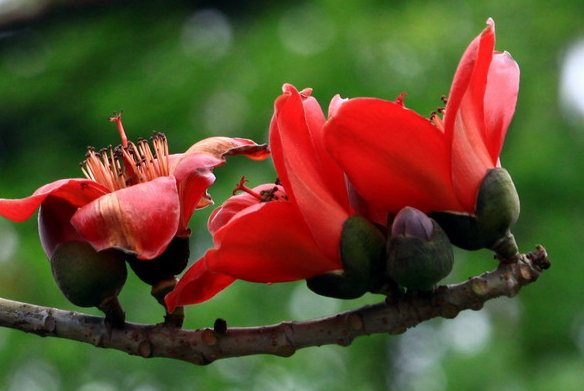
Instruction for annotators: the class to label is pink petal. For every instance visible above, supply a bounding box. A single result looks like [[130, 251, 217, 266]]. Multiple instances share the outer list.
[[483, 51, 520, 163], [0, 178, 108, 222], [175, 137, 269, 171], [71, 176, 180, 260], [324, 98, 463, 213], [164, 258, 235, 311]]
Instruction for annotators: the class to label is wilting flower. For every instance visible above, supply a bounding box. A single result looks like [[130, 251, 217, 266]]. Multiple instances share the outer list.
[[165, 85, 357, 310], [0, 113, 269, 260], [324, 18, 520, 218]]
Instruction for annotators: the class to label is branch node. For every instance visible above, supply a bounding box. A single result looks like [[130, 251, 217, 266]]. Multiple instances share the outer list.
[[138, 340, 153, 358], [440, 304, 460, 319], [214, 318, 228, 335], [389, 326, 407, 335], [471, 277, 489, 297], [275, 344, 296, 357], [202, 328, 218, 346], [347, 313, 363, 331], [527, 245, 551, 271]]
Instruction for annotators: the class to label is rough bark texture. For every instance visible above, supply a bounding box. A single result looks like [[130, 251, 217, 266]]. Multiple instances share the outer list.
[[0, 246, 550, 365]]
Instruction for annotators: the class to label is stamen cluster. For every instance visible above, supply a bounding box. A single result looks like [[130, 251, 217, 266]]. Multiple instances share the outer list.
[[80, 132, 170, 192]]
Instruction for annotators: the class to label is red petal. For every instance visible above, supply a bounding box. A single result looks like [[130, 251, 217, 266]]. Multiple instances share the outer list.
[[270, 84, 350, 260], [483, 51, 519, 163], [324, 98, 463, 213], [170, 137, 270, 232], [446, 19, 512, 211], [164, 258, 235, 311], [171, 153, 219, 234], [209, 200, 341, 282], [38, 196, 86, 259], [444, 19, 495, 142], [0, 178, 108, 222], [208, 184, 285, 236], [71, 176, 180, 259]]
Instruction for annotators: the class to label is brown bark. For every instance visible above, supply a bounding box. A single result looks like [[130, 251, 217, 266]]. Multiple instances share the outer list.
[[0, 246, 550, 365]]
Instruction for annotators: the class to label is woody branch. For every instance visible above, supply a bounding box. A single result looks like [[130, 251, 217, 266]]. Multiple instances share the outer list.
[[0, 246, 550, 365]]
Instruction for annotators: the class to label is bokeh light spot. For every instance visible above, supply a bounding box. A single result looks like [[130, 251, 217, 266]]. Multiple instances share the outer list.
[[181, 9, 232, 64], [560, 38, 584, 122], [278, 4, 336, 56]]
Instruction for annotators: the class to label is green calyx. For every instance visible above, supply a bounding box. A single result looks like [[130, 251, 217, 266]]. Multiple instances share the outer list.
[[307, 215, 386, 299], [430, 168, 520, 257], [50, 241, 127, 308], [387, 220, 454, 291]]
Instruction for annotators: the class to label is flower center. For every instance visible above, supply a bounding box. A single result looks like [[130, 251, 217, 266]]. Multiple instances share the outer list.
[[232, 177, 288, 202], [80, 112, 170, 192]]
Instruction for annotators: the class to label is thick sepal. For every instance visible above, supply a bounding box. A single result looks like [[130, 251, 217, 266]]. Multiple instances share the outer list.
[[127, 236, 190, 286], [50, 241, 127, 326], [387, 220, 454, 291], [307, 215, 385, 299], [430, 168, 520, 257]]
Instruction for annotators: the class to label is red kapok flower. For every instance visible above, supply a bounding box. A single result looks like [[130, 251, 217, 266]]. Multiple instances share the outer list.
[[0, 113, 269, 261], [165, 85, 355, 310], [324, 18, 520, 216]]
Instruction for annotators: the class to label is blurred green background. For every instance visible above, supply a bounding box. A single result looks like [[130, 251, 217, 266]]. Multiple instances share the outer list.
[[0, 0, 583, 390]]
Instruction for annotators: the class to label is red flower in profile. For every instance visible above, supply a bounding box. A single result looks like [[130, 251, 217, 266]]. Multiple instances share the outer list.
[[324, 18, 520, 216], [0, 113, 269, 260], [165, 85, 354, 310]]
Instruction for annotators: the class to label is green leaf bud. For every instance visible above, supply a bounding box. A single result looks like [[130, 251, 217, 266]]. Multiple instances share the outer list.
[[307, 215, 386, 299]]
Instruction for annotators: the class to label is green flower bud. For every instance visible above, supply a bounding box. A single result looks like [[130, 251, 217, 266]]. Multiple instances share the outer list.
[[387, 207, 454, 291], [50, 241, 127, 326], [307, 215, 386, 299], [127, 236, 190, 286], [430, 168, 520, 258]]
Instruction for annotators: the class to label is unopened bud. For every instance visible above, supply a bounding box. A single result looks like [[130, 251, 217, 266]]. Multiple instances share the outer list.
[[391, 206, 433, 240], [50, 241, 127, 325], [307, 215, 386, 299], [430, 168, 520, 258], [387, 207, 454, 291], [127, 236, 190, 286]]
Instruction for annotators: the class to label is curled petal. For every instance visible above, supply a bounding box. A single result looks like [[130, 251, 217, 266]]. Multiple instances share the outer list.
[[328, 94, 348, 118], [170, 138, 269, 232], [177, 137, 269, 169], [270, 85, 350, 260], [325, 98, 463, 213], [164, 258, 235, 311], [71, 176, 180, 260], [209, 200, 341, 283], [0, 179, 108, 222]]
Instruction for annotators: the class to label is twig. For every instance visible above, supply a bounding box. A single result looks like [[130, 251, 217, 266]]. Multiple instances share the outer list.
[[0, 246, 550, 365]]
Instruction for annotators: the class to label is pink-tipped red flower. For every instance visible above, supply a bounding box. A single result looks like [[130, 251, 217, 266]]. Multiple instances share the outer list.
[[324, 18, 520, 217], [165, 85, 355, 310], [0, 113, 269, 261]]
